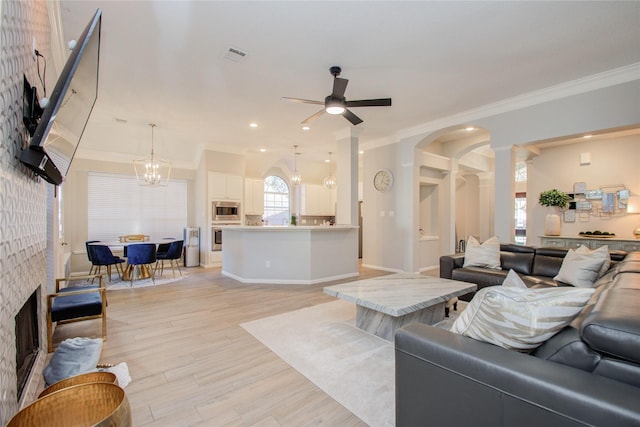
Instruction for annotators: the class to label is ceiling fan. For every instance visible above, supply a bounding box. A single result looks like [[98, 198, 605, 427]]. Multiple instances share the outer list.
[[282, 66, 392, 126]]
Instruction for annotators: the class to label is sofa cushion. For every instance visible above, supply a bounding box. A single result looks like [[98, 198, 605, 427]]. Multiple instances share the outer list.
[[581, 288, 640, 365], [450, 285, 595, 351], [554, 248, 606, 288], [500, 244, 535, 275], [532, 326, 601, 372], [593, 357, 640, 388], [531, 247, 568, 277], [451, 267, 507, 289], [463, 236, 501, 269]]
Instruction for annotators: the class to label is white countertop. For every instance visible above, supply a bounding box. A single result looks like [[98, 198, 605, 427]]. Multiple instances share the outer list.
[[221, 225, 358, 231]]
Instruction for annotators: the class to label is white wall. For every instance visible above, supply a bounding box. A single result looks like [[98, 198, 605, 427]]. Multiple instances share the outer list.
[[528, 134, 640, 244], [362, 142, 406, 272], [478, 79, 640, 241], [362, 78, 639, 273], [64, 159, 196, 272]]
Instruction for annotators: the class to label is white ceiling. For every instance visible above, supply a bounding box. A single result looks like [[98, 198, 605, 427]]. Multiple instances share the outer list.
[[57, 1, 640, 170]]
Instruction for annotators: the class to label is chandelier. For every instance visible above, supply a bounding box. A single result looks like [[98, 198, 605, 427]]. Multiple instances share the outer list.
[[323, 151, 336, 189], [133, 123, 171, 186], [291, 145, 302, 185]]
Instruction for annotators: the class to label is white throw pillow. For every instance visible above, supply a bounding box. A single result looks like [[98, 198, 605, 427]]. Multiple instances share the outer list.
[[463, 236, 501, 269], [502, 269, 528, 289], [553, 248, 606, 287], [575, 245, 610, 278], [450, 286, 594, 351]]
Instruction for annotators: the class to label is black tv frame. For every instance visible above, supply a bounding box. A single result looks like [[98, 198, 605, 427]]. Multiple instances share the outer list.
[[20, 9, 101, 185]]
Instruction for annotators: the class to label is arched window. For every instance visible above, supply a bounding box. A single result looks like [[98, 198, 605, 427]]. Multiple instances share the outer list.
[[264, 176, 290, 224]]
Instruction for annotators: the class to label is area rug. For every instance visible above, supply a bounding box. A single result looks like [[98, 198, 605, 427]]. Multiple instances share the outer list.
[[241, 300, 467, 426], [104, 270, 188, 290]]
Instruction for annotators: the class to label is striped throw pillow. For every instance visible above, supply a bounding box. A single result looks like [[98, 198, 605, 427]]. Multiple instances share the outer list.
[[450, 285, 595, 351]]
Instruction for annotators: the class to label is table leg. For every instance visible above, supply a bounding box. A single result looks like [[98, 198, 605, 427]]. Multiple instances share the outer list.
[[356, 302, 445, 341]]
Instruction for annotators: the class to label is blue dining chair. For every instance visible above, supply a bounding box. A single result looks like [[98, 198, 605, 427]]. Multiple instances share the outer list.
[[126, 243, 157, 286], [85, 240, 100, 275], [155, 240, 184, 278], [89, 245, 125, 281], [156, 238, 174, 258]]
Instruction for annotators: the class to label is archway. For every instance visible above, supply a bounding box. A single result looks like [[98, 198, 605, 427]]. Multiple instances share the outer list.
[[413, 125, 494, 270]]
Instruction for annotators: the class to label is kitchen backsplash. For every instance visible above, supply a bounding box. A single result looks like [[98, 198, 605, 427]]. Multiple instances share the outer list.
[[245, 215, 335, 226]]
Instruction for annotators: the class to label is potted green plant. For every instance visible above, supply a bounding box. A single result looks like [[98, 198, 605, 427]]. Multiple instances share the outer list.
[[539, 189, 571, 236], [539, 189, 571, 208]]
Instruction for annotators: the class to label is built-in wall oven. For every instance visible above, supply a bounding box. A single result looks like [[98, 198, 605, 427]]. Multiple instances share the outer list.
[[211, 223, 239, 251], [211, 225, 223, 251], [212, 201, 241, 221]]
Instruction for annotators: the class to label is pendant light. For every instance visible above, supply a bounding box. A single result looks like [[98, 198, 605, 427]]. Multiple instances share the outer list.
[[323, 151, 336, 189], [133, 123, 171, 186], [291, 145, 302, 185]]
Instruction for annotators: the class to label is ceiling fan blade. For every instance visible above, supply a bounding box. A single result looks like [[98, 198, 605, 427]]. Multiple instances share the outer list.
[[331, 77, 349, 98], [343, 109, 363, 126], [346, 98, 392, 108], [301, 109, 326, 124], [281, 97, 324, 105]]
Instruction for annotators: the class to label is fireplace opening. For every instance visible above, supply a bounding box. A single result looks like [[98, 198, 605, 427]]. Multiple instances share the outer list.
[[15, 289, 40, 400]]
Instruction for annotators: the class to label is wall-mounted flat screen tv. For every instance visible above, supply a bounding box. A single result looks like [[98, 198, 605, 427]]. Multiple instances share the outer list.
[[20, 9, 101, 185]]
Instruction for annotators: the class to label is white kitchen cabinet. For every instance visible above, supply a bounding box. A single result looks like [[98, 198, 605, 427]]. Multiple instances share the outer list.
[[244, 178, 264, 215], [208, 172, 243, 200], [300, 184, 336, 216]]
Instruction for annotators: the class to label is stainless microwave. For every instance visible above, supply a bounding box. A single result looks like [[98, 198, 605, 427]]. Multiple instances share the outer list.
[[212, 201, 240, 221]]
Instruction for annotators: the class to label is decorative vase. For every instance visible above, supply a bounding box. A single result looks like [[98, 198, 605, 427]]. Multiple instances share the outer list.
[[544, 207, 562, 236]]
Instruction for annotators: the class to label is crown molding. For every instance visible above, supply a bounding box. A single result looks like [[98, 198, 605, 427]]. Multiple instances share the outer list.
[[394, 63, 640, 143]]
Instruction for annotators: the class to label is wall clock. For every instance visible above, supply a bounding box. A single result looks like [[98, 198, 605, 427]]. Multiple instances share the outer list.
[[373, 169, 393, 192]]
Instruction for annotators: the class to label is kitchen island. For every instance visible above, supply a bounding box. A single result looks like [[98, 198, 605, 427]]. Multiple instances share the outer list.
[[221, 225, 359, 284]]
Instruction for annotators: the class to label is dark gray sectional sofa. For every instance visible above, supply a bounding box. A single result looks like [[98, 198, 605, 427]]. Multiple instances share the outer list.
[[395, 249, 640, 426], [440, 243, 628, 300]]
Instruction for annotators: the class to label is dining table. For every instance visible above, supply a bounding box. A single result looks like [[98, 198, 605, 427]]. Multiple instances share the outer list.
[[90, 238, 177, 280]]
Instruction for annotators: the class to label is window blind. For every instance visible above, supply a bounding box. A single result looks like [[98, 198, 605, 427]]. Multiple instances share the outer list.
[[87, 172, 187, 241]]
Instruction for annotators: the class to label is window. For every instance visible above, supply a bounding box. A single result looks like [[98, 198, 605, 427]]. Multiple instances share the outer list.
[[514, 161, 527, 244], [88, 173, 187, 241], [263, 175, 290, 224], [515, 192, 527, 245], [515, 161, 527, 183]]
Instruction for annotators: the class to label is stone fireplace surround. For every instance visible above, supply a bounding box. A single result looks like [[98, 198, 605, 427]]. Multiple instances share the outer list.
[[0, 1, 54, 424]]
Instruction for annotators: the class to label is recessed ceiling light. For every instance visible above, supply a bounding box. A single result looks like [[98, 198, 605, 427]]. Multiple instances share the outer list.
[[249, 123, 258, 128], [259, 148, 267, 153], [302, 126, 310, 131], [359, 150, 364, 154], [465, 126, 475, 131], [583, 134, 593, 139]]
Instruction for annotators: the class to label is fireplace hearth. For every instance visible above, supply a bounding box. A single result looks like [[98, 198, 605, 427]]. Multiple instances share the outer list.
[[15, 289, 40, 400]]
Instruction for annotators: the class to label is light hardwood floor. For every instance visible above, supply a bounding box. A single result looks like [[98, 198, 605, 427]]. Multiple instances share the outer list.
[[50, 265, 389, 426]]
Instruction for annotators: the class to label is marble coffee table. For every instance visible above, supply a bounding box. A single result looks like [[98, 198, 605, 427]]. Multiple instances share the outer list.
[[323, 273, 477, 341]]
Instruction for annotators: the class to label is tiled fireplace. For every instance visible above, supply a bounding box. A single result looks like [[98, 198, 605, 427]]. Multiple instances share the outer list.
[[0, 1, 52, 424], [15, 289, 41, 401]]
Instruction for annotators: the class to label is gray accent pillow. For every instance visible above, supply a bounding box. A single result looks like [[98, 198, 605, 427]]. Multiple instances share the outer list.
[[450, 285, 595, 351]]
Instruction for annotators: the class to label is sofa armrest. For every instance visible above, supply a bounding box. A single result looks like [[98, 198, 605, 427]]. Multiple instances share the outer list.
[[395, 323, 640, 427], [439, 253, 465, 279]]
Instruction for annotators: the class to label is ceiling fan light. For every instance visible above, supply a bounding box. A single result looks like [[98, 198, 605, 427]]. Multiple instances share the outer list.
[[326, 105, 345, 115]]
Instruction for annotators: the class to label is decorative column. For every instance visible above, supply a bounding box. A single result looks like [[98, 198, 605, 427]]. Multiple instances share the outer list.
[[492, 145, 516, 242], [335, 128, 360, 226]]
